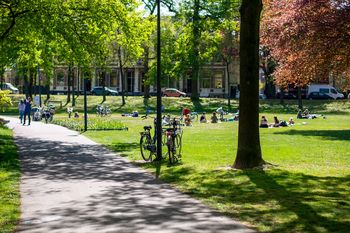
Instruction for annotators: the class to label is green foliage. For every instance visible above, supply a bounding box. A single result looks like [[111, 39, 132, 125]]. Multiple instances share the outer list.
[[0, 124, 20, 233], [0, 90, 12, 111]]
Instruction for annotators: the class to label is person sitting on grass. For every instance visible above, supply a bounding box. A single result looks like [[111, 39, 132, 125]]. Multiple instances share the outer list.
[[132, 110, 139, 117], [184, 114, 192, 126], [260, 116, 269, 128], [200, 112, 207, 123], [216, 107, 225, 121], [288, 117, 295, 125], [211, 112, 218, 123], [273, 116, 280, 127], [162, 114, 171, 125]]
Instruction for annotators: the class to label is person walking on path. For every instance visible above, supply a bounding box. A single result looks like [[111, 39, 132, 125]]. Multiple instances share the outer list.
[[23, 97, 32, 126], [18, 99, 26, 124]]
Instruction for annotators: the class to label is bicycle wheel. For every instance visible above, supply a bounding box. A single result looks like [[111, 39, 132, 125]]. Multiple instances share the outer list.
[[174, 134, 182, 157], [140, 134, 153, 161], [161, 131, 169, 159], [167, 136, 176, 164]]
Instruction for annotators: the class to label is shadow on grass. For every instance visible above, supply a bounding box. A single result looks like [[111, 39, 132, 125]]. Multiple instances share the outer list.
[[259, 99, 350, 115], [158, 167, 350, 233], [191, 99, 203, 112], [108, 142, 139, 156], [274, 129, 350, 141]]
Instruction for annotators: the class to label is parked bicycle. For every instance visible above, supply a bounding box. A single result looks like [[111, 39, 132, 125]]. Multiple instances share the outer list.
[[42, 104, 55, 123], [140, 117, 183, 164], [96, 105, 111, 116], [164, 118, 183, 164]]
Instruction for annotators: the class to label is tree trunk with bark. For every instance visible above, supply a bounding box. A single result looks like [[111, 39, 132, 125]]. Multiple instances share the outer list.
[[23, 69, 29, 98], [143, 46, 151, 99], [46, 82, 50, 101], [227, 62, 231, 109], [118, 46, 126, 106], [297, 86, 303, 109], [72, 67, 75, 106], [234, 0, 265, 169], [67, 65, 72, 103], [191, 0, 200, 100], [101, 70, 106, 103], [28, 69, 34, 99]]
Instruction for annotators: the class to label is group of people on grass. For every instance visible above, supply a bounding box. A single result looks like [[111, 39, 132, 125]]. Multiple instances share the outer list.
[[260, 115, 293, 128], [260, 108, 323, 128]]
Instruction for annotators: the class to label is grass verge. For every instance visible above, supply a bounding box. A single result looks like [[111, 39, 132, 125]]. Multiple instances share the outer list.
[[0, 122, 20, 233]]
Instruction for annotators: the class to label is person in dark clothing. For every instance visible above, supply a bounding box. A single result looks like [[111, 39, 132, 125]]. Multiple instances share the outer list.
[[23, 97, 32, 126]]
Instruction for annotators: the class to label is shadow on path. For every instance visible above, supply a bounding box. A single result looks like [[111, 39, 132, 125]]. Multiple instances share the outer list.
[[15, 134, 254, 233]]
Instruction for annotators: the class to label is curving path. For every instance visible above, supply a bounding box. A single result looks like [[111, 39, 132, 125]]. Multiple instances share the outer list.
[[3, 116, 255, 233]]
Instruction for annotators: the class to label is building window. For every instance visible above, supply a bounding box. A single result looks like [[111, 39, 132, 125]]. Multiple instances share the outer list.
[[57, 72, 65, 86], [201, 78, 211, 88], [110, 70, 118, 87], [214, 73, 224, 88]]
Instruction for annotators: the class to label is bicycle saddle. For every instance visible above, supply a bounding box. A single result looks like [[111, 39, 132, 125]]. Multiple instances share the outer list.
[[144, 126, 152, 130]]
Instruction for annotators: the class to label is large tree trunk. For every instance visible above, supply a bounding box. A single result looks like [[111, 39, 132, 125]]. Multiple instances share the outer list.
[[227, 62, 231, 109], [102, 70, 106, 102], [191, 0, 200, 100], [72, 67, 75, 106], [46, 82, 50, 101], [28, 69, 34, 99], [297, 86, 303, 109], [234, 0, 265, 169], [143, 46, 151, 99], [118, 46, 126, 106], [23, 69, 29, 98], [67, 65, 72, 103]]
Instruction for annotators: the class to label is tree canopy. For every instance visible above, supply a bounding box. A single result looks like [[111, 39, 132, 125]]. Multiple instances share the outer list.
[[261, 0, 350, 88]]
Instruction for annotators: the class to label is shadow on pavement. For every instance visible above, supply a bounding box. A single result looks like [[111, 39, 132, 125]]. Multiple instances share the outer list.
[[15, 136, 253, 233]]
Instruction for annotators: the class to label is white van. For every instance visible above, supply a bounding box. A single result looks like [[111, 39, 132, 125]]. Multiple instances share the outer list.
[[1, 83, 19, 94], [307, 84, 344, 100]]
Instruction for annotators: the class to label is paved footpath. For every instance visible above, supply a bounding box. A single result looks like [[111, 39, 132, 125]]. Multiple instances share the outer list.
[[3, 116, 255, 233]]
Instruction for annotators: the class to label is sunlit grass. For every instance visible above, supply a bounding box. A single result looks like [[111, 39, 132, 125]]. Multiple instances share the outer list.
[[0, 124, 20, 233], [4, 95, 350, 232], [52, 116, 126, 131], [83, 110, 350, 233]]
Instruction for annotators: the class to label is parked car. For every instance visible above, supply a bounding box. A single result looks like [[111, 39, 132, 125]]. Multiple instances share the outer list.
[[91, 87, 118, 96], [308, 84, 344, 99], [308, 92, 333, 100], [275, 92, 297, 99], [1, 83, 19, 94], [163, 88, 186, 97]]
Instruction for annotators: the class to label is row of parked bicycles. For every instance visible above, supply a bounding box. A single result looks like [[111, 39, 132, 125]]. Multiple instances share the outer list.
[[140, 117, 183, 164], [96, 105, 112, 116], [32, 105, 56, 123]]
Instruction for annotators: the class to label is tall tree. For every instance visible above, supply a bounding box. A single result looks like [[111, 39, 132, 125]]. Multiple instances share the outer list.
[[233, 0, 265, 169], [261, 0, 350, 89]]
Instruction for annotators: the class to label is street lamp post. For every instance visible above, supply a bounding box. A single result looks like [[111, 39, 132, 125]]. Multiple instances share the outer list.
[[155, 0, 162, 160], [38, 65, 42, 107]]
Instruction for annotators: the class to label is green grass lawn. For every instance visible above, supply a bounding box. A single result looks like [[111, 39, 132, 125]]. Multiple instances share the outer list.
[[78, 112, 350, 232], [0, 123, 20, 233], [4, 95, 350, 232]]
